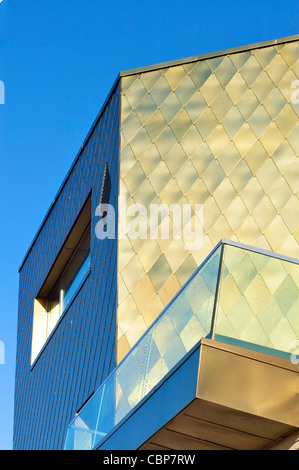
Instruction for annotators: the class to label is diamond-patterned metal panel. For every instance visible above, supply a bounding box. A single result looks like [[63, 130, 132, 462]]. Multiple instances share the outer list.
[[214, 244, 299, 354], [117, 41, 299, 362]]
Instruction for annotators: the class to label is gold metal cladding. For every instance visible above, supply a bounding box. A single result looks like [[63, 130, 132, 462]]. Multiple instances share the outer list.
[[197, 339, 299, 427], [117, 40, 299, 362]]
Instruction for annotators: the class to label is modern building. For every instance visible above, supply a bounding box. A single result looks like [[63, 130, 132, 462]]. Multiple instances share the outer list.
[[14, 35, 299, 450]]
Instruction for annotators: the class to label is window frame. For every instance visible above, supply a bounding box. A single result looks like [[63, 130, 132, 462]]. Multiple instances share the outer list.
[[48, 223, 91, 321], [30, 193, 92, 368]]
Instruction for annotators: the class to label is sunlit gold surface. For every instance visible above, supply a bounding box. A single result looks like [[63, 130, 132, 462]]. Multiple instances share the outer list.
[[117, 41, 299, 362], [139, 338, 298, 450], [197, 339, 299, 427]]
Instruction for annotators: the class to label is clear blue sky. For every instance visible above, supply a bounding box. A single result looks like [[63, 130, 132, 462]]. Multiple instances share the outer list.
[[0, 0, 298, 450]]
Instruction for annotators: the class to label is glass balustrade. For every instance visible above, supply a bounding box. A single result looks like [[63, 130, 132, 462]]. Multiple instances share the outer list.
[[64, 244, 221, 450], [64, 241, 299, 450], [214, 243, 299, 359]]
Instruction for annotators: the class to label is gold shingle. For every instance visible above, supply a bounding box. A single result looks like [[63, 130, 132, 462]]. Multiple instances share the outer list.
[[117, 41, 299, 362]]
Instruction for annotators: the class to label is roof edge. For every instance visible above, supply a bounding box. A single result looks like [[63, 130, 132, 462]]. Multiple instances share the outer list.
[[19, 33, 299, 271], [120, 34, 299, 77]]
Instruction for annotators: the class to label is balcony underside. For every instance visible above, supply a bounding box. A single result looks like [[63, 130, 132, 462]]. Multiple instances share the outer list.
[[139, 339, 298, 450], [99, 339, 298, 451], [139, 399, 296, 451]]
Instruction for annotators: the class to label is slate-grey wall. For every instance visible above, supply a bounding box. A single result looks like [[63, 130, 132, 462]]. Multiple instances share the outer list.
[[13, 82, 120, 450]]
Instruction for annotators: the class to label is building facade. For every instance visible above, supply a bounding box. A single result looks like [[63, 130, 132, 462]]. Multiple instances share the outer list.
[[14, 36, 299, 450]]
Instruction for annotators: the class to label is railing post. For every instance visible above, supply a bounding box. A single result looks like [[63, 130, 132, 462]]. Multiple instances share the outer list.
[[210, 242, 225, 340]]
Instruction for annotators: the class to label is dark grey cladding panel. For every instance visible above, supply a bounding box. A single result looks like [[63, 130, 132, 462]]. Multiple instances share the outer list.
[[13, 83, 120, 450]]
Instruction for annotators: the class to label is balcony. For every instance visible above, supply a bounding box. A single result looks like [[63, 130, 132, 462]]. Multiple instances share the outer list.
[[64, 240, 299, 450]]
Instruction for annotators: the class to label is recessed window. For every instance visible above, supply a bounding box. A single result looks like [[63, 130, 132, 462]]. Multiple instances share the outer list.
[[31, 195, 91, 365], [47, 225, 91, 335]]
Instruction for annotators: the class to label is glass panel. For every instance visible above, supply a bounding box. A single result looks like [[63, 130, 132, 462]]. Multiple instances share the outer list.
[[61, 227, 91, 312], [64, 388, 105, 450], [64, 245, 221, 450], [214, 244, 299, 358], [61, 254, 90, 312], [32, 225, 91, 365], [64, 241, 299, 450]]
